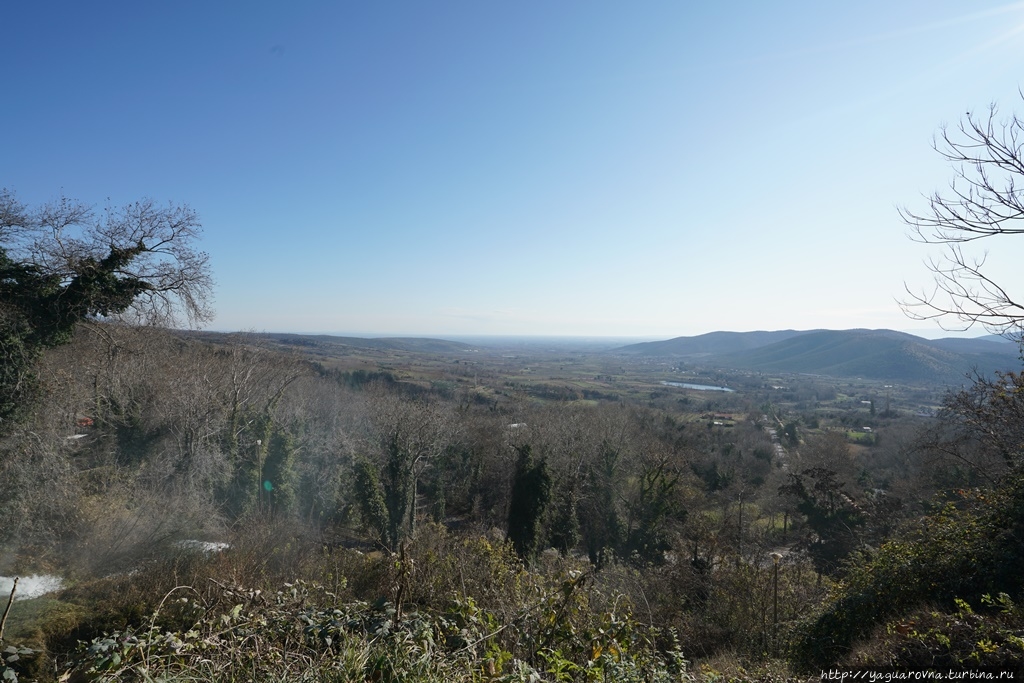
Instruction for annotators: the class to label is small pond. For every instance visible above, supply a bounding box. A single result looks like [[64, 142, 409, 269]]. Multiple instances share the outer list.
[[660, 380, 735, 392]]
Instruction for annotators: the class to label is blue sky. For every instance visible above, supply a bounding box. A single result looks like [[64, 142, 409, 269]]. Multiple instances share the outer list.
[[4, 1, 1024, 338]]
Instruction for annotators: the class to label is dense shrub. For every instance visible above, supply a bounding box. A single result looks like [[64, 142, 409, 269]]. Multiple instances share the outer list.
[[792, 474, 1024, 669], [848, 594, 1024, 669]]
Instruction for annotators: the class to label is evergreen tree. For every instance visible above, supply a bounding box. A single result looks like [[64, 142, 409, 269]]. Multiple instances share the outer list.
[[507, 445, 551, 560], [579, 442, 625, 566], [546, 476, 580, 554], [780, 467, 865, 576], [262, 428, 297, 515], [384, 429, 415, 549], [353, 457, 390, 544]]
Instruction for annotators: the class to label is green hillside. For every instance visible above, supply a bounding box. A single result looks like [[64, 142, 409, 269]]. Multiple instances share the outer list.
[[615, 329, 811, 356], [618, 328, 1021, 383]]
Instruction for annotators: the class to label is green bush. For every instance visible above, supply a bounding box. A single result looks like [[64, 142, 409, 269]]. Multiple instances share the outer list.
[[848, 594, 1024, 669], [792, 475, 1024, 669]]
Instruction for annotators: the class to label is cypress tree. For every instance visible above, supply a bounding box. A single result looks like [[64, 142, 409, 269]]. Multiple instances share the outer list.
[[507, 445, 552, 560]]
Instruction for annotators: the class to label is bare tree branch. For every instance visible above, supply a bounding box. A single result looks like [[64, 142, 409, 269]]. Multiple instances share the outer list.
[[900, 101, 1024, 336]]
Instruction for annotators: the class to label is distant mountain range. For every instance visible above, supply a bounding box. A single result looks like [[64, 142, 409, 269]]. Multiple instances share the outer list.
[[188, 328, 1020, 385], [614, 329, 1021, 383]]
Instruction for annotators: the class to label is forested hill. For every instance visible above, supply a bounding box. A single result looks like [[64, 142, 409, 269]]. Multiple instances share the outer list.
[[615, 328, 1020, 383], [614, 330, 815, 356], [187, 331, 478, 356]]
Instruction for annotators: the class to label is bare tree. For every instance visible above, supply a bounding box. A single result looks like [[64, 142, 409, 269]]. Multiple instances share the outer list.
[[912, 368, 1024, 486], [1, 190, 213, 328], [0, 189, 213, 425], [900, 101, 1024, 336]]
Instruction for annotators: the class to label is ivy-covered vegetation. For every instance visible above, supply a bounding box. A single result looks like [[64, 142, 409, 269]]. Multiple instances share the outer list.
[[0, 190, 210, 430]]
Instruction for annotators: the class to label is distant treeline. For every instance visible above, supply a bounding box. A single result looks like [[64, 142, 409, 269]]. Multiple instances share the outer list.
[[316, 365, 398, 389]]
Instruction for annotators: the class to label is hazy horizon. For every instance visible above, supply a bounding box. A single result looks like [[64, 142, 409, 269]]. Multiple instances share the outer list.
[[206, 326, 1004, 342]]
